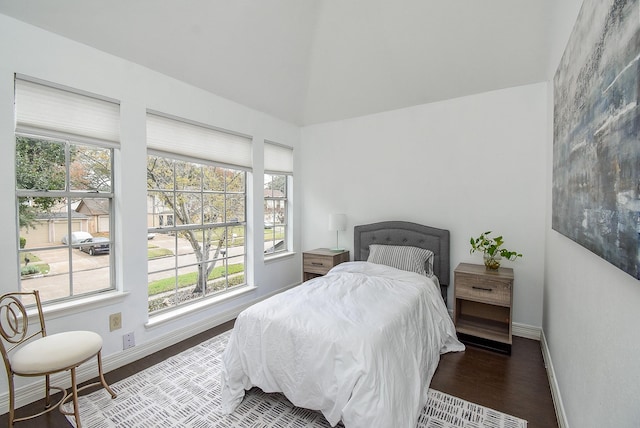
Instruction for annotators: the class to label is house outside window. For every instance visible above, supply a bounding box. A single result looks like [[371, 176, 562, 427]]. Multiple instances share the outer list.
[[146, 113, 252, 314], [264, 141, 293, 257], [14, 77, 119, 304]]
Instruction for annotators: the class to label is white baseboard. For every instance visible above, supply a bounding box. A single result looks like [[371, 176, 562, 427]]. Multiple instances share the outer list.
[[0, 282, 301, 413], [512, 322, 541, 340], [540, 329, 569, 428]]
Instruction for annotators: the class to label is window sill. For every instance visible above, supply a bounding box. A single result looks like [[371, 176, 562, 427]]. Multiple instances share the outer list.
[[34, 291, 129, 321], [145, 284, 257, 330], [264, 251, 297, 264]]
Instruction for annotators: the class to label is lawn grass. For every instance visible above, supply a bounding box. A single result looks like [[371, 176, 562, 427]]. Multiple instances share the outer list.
[[20, 253, 41, 264], [21, 264, 50, 276], [20, 252, 49, 276], [148, 247, 174, 258], [148, 263, 244, 296]]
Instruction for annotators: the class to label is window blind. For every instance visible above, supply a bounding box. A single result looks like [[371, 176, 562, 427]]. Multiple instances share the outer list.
[[15, 77, 120, 145], [264, 141, 293, 174], [147, 113, 252, 170]]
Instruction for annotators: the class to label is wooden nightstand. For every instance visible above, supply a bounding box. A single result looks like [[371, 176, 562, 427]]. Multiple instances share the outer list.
[[303, 248, 350, 281], [453, 262, 514, 354]]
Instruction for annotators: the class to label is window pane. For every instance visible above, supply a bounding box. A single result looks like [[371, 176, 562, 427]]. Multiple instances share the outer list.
[[75, 197, 111, 238], [176, 192, 202, 226], [16, 136, 66, 191], [148, 191, 175, 228], [72, 253, 111, 294], [229, 225, 245, 251], [177, 229, 202, 267], [226, 194, 245, 223], [147, 155, 175, 191], [175, 160, 201, 191], [226, 170, 245, 192], [20, 270, 71, 301], [265, 174, 286, 195], [208, 227, 228, 259], [274, 226, 286, 243], [264, 200, 275, 225], [147, 231, 176, 273], [264, 227, 276, 253], [202, 166, 225, 191], [69, 144, 112, 192], [274, 202, 286, 225], [203, 194, 224, 224], [19, 248, 59, 298], [19, 197, 68, 248]]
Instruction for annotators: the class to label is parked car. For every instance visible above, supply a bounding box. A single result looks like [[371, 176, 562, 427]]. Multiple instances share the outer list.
[[61, 231, 93, 245], [79, 237, 110, 256]]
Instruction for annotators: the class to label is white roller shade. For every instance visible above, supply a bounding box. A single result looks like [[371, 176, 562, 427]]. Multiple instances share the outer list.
[[147, 113, 252, 170], [15, 77, 120, 145], [264, 141, 293, 174]]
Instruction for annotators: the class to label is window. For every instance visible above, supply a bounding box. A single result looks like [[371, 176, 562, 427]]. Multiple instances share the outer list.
[[264, 174, 288, 254], [264, 142, 293, 256], [14, 77, 119, 304], [146, 113, 251, 314]]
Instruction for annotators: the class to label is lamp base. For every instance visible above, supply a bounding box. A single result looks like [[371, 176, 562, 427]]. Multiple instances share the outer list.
[[330, 247, 345, 253]]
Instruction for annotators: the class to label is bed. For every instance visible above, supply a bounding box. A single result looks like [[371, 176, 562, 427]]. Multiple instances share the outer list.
[[220, 221, 464, 427]]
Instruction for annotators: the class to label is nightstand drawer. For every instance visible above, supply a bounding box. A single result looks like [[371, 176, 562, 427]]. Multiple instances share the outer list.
[[303, 254, 334, 275], [303, 249, 350, 281], [455, 273, 511, 306]]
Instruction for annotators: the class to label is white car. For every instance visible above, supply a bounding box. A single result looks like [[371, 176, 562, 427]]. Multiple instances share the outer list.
[[61, 231, 93, 245]]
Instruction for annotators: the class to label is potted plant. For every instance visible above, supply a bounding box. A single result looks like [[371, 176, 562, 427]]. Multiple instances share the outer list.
[[470, 231, 522, 270]]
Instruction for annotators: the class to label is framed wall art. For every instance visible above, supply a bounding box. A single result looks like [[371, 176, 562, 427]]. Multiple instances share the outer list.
[[553, 0, 640, 279]]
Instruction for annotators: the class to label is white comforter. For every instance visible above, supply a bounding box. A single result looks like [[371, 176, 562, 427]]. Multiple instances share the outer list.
[[220, 261, 464, 428]]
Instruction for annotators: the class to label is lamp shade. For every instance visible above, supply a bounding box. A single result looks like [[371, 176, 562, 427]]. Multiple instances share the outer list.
[[329, 213, 347, 231]]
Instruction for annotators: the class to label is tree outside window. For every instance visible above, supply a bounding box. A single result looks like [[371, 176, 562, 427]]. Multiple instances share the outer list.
[[147, 154, 246, 314]]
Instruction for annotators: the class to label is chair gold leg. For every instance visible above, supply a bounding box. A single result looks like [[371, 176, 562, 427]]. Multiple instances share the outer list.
[[8, 374, 15, 428], [70, 368, 82, 428], [44, 374, 52, 408], [97, 351, 117, 399]]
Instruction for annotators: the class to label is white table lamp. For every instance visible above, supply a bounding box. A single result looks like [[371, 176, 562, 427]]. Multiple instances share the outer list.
[[329, 213, 347, 252]]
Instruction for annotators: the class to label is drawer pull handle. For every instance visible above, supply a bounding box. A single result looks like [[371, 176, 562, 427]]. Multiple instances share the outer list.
[[472, 286, 493, 292], [311, 262, 324, 266]]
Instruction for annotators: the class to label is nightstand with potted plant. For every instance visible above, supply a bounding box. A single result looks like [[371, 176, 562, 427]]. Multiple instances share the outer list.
[[453, 231, 522, 354]]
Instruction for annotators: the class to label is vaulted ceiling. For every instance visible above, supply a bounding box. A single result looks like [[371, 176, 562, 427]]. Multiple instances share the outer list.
[[0, 0, 555, 125]]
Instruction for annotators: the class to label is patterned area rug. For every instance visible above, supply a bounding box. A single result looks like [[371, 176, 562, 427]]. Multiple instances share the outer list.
[[64, 330, 527, 428]]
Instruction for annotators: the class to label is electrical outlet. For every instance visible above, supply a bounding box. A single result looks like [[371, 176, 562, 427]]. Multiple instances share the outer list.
[[109, 312, 122, 331], [123, 332, 135, 350]]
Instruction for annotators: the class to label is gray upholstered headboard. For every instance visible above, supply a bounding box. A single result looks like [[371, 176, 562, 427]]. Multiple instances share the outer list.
[[353, 221, 450, 302]]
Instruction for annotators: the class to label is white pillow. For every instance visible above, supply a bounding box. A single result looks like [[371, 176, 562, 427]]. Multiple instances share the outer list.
[[367, 244, 434, 276]]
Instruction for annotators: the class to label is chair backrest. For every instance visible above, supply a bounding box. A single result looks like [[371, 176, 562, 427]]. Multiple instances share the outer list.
[[0, 291, 47, 370]]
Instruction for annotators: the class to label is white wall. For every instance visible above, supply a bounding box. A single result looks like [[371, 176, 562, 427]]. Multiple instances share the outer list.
[[0, 14, 302, 406], [301, 82, 547, 328], [544, 1, 640, 427]]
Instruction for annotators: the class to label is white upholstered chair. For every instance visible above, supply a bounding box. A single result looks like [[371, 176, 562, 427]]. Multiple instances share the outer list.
[[0, 290, 116, 427]]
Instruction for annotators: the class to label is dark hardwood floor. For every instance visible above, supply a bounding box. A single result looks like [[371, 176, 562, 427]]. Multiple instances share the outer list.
[[431, 336, 558, 428], [1, 322, 557, 427]]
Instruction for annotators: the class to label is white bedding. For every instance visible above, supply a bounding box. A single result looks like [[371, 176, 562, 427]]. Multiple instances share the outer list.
[[220, 261, 464, 428]]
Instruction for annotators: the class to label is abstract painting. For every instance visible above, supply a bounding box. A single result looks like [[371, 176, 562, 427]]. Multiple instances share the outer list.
[[553, 0, 640, 279]]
